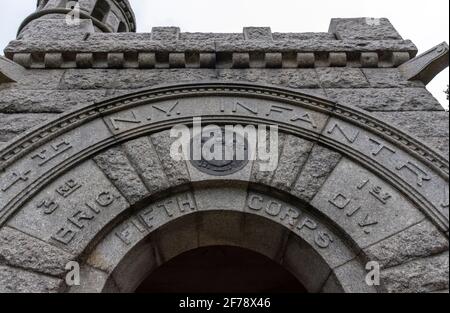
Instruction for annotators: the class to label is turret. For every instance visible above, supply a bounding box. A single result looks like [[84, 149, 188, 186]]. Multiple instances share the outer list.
[[17, 0, 136, 39]]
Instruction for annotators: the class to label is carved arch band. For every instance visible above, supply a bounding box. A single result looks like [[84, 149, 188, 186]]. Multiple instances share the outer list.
[[0, 82, 448, 293]]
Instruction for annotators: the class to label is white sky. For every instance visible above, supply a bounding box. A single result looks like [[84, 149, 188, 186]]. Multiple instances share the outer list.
[[1, 0, 448, 108]]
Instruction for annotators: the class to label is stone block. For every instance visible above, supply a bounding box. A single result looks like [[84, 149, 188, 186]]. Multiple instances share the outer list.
[[382, 252, 449, 293], [363, 68, 424, 88], [217, 69, 321, 89], [271, 135, 314, 192], [329, 18, 403, 40], [372, 111, 449, 139], [0, 89, 109, 113], [311, 158, 425, 248], [364, 220, 449, 268], [326, 88, 444, 111], [151, 130, 191, 187], [0, 113, 56, 142], [0, 265, 63, 293], [291, 145, 342, 202], [0, 226, 74, 276], [122, 136, 170, 195], [94, 146, 149, 205], [316, 68, 369, 88]]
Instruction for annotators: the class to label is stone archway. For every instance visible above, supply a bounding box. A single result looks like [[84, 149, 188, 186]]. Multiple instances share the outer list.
[[0, 82, 448, 293], [68, 189, 376, 293]]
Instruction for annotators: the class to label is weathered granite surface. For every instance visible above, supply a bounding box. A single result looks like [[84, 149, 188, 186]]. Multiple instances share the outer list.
[[0, 5, 448, 294]]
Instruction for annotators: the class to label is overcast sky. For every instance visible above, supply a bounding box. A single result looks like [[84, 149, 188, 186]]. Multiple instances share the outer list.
[[1, 0, 448, 108]]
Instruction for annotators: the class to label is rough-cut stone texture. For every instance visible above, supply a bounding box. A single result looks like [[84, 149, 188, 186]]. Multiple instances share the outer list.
[[114, 69, 218, 89], [326, 88, 444, 111], [0, 69, 64, 90], [60, 69, 119, 90], [363, 69, 424, 88], [329, 18, 403, 40], [271, 136, 314, 192], [0, 89, 109, 113], [122, 137, 170, 194], [0, 113, 57, 142], [251, 133, 287, 186], [316, 68, 369, 88], [0, 8, 448, 294], [0, 56, 24, 83], [382, 252, 449, 293], [217, 69, 321, 89], [0, 265, 62, 293], [364, 220, 449, 268], [150, 130, 191, 187], [0, 226, 74, 276], [374, 111, 449, 157], [373, 111, 449, 138], [425, 137, 450, 158], [94, 146, 149, 204], [291, 145, 342, 202]]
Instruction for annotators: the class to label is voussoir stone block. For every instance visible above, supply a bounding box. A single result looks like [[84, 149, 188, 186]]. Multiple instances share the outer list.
[[0, 226, 74, 277], [291, 145, 342, 202], [271, 136, 314, 192], [122, 137, 171, 194], [382, 252, 449, 293], [150, 130, 191, 187], [364, 220, 449, 269], [94, 146, 149, 205], [0, 265, 63, 293]]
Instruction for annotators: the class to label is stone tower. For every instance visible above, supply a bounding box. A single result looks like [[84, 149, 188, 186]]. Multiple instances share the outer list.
[[19, 0, 135, 39], [0, 1, 449, 293]]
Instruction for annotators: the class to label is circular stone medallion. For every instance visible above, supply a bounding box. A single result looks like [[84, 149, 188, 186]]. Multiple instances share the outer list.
[[190, 128, 250, 176]]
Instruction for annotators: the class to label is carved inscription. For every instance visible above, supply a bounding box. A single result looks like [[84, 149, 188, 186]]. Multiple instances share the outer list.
[[327, 123, 360, 144], [442, 186, 449, 210], [247, 194, 334, 249], [37, 198, 59, 215], [325, 121, 435, 194], [1, 170, 31, 192], [56, 179, 82, 198], [31, 140, 72, 167], [51, 191, 119, 245], [36, 178, 82, 215], [115, 193, 197, 246], [109, 102, 180, 130], [109, 100, 320, 132], [396, 161, 432, 187], [327, 178, 393, 235]]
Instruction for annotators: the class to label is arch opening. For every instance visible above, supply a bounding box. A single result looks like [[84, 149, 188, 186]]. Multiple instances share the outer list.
[[73, 204, 375, 294], [135, 246, 308, 294]]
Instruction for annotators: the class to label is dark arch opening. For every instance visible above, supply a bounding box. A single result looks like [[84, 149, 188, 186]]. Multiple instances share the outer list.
[[135, 246, 307, 293]]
